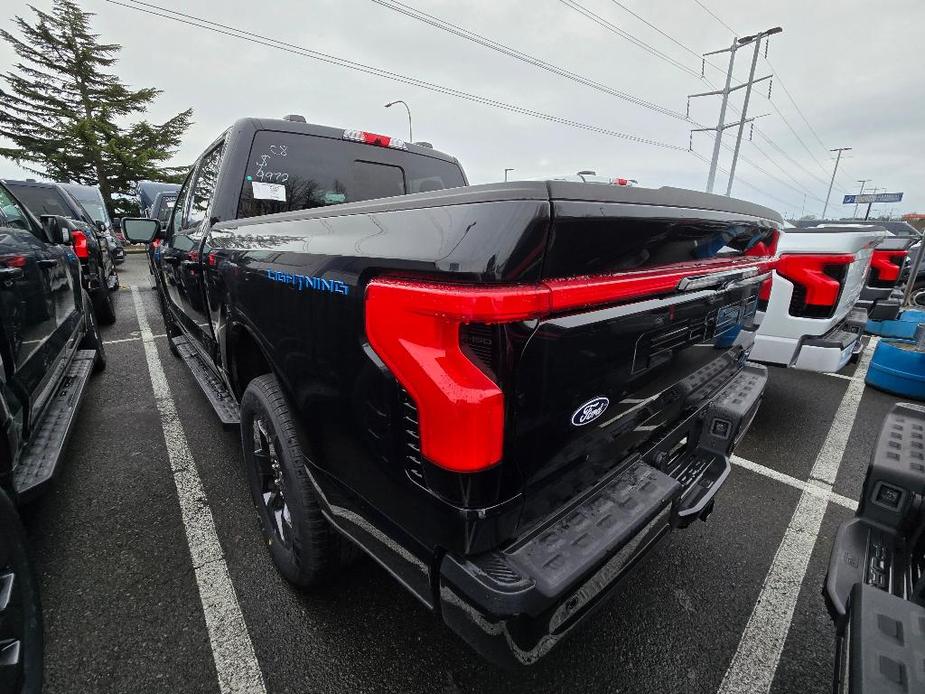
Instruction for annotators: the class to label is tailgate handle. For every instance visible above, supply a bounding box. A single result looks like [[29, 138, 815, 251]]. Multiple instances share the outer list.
[[677, 267, 762, 292]]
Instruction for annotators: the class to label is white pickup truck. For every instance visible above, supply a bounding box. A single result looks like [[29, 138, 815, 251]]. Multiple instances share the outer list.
[[739, 224, 887, 372]]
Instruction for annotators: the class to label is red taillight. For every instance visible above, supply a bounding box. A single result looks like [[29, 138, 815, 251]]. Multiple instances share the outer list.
[[776, 253, 854, 317], [343, 129, 406, 149], [365, 257, 776, 473], [758, 277, 772, 302], [71, 230, 89, 259], [870, 249, 907, 285], [745, 230, 780, 258], [0, 254, 27, 268]]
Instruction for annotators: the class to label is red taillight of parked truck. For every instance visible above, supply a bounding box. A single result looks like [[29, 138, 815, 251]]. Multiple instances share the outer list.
[[365, 257, 775, 473], [868, 249, 907, 288], [775, 253, 854, 319], [71, 229, 89, 260]]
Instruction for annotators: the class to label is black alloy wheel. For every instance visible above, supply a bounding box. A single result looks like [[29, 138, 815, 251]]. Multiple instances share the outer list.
[[252, 415, 293, 549]]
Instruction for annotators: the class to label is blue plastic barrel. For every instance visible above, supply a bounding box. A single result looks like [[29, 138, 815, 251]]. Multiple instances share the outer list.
[[866, 339, 925, 400]]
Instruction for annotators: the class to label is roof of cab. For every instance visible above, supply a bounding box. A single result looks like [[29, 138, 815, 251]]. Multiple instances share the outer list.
[[231, 117, 461, 165]]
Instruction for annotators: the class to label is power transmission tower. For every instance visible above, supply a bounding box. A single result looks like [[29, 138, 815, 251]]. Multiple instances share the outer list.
[[822, 146, 851, 218], [689, 27, 782, 194]]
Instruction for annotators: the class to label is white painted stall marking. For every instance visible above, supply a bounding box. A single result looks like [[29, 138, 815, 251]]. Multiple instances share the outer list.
[[731, 455, 858, 511], [131, 287, 266, 694], [717, 337, 878, 694]]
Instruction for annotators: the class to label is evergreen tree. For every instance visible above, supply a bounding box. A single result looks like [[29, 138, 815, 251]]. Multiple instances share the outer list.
[[0, 0, 192, 217]]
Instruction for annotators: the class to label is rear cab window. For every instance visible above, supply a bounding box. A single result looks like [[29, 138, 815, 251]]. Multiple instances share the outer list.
[[236, 131, 466, 220], [5, 184, 72, 219]]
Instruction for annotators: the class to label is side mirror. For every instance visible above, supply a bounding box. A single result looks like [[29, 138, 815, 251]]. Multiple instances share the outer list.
[[121, 217, 160, 244], [40, 215, 71, 245]]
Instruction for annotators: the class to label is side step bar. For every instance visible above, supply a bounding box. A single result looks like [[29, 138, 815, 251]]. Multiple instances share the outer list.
[[13, 350, 96, 501], [171, 336, 240, 428]]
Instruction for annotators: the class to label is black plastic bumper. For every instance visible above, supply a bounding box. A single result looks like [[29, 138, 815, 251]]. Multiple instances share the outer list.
[[825, 402, 925, 692], [439, 362, 768, 666]]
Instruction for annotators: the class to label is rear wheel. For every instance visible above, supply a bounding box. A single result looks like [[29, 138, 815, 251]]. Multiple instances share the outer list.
[[92, 287, 116, 325], [0, 488, 43, 694], [240, 373, 353, 588], [79, 289, 107, 373]]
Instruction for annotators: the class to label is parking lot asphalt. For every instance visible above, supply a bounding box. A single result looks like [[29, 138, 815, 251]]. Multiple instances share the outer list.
[[20, 254, 907, 693]]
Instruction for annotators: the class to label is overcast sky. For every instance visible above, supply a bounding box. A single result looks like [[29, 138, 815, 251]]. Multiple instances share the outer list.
[[1, 0, 923, 218]]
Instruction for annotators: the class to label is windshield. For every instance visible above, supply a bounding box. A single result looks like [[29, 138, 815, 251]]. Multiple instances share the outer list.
[[154, 194, 177, 223], [236, 131, 466, 219], [80, 201, 108, 224]]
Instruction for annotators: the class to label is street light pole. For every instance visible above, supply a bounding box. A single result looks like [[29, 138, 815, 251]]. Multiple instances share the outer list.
[[822, 147, 851, 219], [852, 179, 870, 219], [384, 100, 413, 142], [504, 168, 514, 182]]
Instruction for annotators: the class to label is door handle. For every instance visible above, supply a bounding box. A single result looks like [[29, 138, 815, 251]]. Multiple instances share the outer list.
[[0, 267, 24, 282], [162, 255, 180, 264], [37, 258, 59, 268]]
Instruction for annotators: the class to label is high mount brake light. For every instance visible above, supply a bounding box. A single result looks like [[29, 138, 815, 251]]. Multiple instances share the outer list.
[[343, 129, 407, 150], [365, 257, 776, 473], [870, 249, 907, 285], [776, 253, 854, 317], [71, 229, 89, 259]]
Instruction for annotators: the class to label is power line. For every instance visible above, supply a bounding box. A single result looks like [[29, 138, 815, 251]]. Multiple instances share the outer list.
[[690, 0, 737, 36], [103, 0, 688, 151], [376, 0, 832, 208], [558, 0, 703, 78], [368, 0, 686, 120], [690, 149, 799, 211]]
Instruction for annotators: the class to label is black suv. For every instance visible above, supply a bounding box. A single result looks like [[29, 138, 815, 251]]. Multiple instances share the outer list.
[[0, 180, 107, 692], [4, 180, 118, 324]]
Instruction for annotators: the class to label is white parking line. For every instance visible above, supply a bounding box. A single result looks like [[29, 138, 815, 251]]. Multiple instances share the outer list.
[[731, 455, 858, 512], [103, 333, 166, 345], [130, 287, 266, 694], [717, 336, 878, 694]]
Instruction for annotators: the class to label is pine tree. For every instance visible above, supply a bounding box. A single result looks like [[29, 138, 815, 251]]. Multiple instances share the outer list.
[[0, 0, 192, 217]]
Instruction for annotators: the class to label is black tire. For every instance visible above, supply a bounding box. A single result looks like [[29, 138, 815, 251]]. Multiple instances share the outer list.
[[911, 279, 925, 308], [158, 292, 182, 358], [240, 373, 352, 588], [79, 290, 107, 373], [92, 288, 116, 326], [0, 488, 44, 694]]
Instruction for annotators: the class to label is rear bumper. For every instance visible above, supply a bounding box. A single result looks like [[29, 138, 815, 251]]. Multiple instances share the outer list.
[[747, 307, 867, 373], [438, 362, 767, 667], [858, 285, 902, 321]]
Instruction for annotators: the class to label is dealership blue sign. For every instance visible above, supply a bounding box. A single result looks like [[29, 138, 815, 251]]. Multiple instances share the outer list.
[[843, 192, 903, 204]]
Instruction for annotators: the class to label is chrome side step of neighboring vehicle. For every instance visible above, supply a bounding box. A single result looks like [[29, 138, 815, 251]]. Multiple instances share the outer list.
[[171, 336, 240, 428], [12, 350, 96, 502]]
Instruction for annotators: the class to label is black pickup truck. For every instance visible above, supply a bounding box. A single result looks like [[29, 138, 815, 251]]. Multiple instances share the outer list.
[[123, 116, 780, 666], [0, 180, 107, 692]]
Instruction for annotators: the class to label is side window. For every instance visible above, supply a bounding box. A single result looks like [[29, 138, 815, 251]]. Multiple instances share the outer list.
[[168, 171, 195, 238], [187, 143, 224, 229], [0, 185, 39, 238]]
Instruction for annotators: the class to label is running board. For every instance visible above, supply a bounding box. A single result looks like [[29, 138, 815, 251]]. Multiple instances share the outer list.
[[172, 336, 240, 428], [13, 350, 96, 501]]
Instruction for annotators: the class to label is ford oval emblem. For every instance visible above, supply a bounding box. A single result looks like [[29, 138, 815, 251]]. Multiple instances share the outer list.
[[571, 397, 610, 427]]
